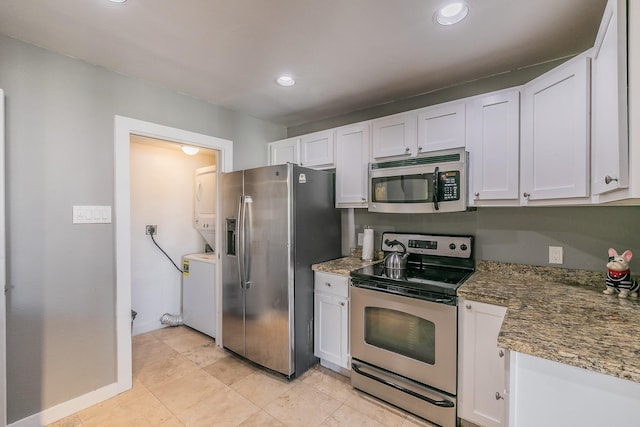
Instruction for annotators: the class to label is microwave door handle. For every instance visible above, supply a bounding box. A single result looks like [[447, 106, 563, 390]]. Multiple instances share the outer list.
[[433, 166, 440, 210]]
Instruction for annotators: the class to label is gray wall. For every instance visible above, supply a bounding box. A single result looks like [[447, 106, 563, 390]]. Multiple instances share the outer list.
[[354, 206, 640, 272], [0, 35, 285, 422]]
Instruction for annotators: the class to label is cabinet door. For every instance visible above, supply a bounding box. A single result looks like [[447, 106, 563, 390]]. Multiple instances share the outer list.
[[336, 123, 370, 207], [300, 130, 335, 168], [467, 90, 520, 204], [371, 112, 417, 160], [520, 54, 591, 202], [591, 0, 628, 195], [459, 300, 508, 427], [417, 101, 466, 153], [268, 137, 300, 165], [314, 292, 349, 369]]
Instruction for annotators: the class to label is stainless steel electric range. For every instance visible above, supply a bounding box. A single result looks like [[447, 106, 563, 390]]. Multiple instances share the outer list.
[[349, 232, 474, 427]]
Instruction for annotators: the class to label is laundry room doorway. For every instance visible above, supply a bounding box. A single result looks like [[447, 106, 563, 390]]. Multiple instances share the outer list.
[[114, 116, 232, 394]]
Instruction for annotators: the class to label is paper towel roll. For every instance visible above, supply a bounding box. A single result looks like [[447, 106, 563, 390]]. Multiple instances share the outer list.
[[362, 228, 374, 261]]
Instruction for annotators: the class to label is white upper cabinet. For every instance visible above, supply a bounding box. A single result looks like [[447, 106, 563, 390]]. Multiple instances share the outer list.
[[417, 100, 466, 153], [591, 0, 628, 196], [300, 129, 335, 169], [467, 89, 520, 205], [371, 112, 417, 160], [268, 137, 300, 166], [520, 53, 591, 203], [335, 122, 370, 208]]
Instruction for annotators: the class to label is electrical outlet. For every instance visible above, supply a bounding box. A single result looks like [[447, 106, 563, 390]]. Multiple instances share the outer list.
[[549, 246, 563, 264], [357, 233, 364, 246], [145, 225, 157, 235]]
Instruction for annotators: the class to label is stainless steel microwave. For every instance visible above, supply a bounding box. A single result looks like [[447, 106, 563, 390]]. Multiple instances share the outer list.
[[368, 148, 468, 214]]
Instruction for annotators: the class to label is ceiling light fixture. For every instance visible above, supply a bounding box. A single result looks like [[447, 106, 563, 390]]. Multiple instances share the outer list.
[[434, 2, 469, 26], [109, 0, 128, 3], [181, 145, 199, 155], [276, 75, 296, 87]]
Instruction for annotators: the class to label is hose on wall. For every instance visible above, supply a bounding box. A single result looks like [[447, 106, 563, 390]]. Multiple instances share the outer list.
[[147, 232, 184, 327]]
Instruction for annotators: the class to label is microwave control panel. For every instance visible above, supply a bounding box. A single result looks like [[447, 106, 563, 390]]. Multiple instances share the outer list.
[[439, 171, 460, 201]]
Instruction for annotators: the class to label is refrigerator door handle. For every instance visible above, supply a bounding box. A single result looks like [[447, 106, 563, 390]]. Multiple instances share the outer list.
[[240, 195, 253, 289], [237, 196, 245, 289]]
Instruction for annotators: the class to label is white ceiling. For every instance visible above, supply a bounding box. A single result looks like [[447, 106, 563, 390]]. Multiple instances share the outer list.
[[0, 0, 607, 127]]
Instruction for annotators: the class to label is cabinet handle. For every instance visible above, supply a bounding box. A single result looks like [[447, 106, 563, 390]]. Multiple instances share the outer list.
[[465, 303, 472, 310], [498, 349, 505, 358], [340, 301, 345, 306], [325, 282, 332, 287], [362, 197, 366, 201], [495, 392, 504, 400], [605, 175, 618, 185], [523, 192, 530, 199], [474, 192, 480, 198], [404, 147, 411, 154], [417, 146, 423, 152]]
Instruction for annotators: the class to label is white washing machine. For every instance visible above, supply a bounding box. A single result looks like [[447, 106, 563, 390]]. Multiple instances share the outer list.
[[182, 252, 216, 338]]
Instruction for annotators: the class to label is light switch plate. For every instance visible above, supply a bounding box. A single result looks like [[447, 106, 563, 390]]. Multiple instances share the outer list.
[[73, 205, 112, 224], [549, 246, 563, 264]]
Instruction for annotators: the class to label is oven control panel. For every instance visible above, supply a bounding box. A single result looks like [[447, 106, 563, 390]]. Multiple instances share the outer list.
[[381, 232, 472, 259]]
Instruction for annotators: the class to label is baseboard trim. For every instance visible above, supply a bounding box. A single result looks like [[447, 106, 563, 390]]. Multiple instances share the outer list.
[[8, 381, 128, 427]]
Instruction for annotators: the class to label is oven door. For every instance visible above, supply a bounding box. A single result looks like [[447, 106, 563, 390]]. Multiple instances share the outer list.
[[350, 285, 457, 395]]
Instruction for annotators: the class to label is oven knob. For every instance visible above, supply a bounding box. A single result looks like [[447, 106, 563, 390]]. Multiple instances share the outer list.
[[460, 244, 468, 251], [449, 243, 456, 250]]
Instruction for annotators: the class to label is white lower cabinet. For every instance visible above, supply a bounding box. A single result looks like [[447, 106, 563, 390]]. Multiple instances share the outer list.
[[509, 352, 640, 427], [459, 299, 508, 427], [314, 271, 349, 370]]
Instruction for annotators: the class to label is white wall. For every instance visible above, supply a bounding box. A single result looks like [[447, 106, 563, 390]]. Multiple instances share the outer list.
[[130, 138, 215, 335], [0, 34, 285, 423]]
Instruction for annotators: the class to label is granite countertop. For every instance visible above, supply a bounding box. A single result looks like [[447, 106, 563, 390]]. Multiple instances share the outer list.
[[458, 261, 640, 384], [311, 255, 381, 277]]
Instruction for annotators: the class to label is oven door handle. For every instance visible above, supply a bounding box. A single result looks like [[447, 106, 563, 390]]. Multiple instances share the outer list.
[[351, 363, 455, 408]]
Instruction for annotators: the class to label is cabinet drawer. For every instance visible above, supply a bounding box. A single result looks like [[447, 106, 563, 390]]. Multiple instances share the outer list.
[[314, 271, 349, 298]]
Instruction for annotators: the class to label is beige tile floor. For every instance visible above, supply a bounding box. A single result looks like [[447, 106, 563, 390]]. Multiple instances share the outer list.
[[48, 326, 437, 427]]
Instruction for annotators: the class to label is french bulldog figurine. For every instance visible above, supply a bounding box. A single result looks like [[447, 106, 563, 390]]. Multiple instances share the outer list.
[[604, 248, 639, 298]]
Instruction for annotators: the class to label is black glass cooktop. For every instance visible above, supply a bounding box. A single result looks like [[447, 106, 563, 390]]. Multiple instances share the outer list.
[[350, 262, 473, 298]]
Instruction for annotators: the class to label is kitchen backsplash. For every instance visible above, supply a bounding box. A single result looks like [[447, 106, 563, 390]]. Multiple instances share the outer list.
[[351, 205, 640, 272]]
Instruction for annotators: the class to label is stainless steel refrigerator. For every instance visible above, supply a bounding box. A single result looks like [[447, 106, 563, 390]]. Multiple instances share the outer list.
[[221, 164, 341, 378]]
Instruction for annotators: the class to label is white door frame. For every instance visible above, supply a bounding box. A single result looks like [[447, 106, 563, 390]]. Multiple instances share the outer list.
[[1, 88, 7, 427], [114, 116, 232, 390]]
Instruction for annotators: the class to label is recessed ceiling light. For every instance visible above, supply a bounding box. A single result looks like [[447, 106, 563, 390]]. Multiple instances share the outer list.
[[109, 0, 128, 3], [276, 75, 296, 87], [434, 2, 469, 26], [181, 146, 199, 155]]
